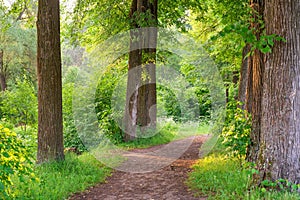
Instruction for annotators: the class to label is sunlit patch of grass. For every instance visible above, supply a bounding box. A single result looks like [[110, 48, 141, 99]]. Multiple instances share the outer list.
[[118, 121, 210, 149], [176, 122, 210, 139], [11, 153, 111, 200], [119, 122, 178, 149], [187, 154, 300, 200]]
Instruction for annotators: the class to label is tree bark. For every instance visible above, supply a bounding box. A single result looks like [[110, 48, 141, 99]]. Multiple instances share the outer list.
[[257, 0, 300, 184], [124, 0, 142, 141], [0, 49, 7, 91], [137, 0, 157, 134], [124, 0, 157, 141], [36, 0, 64, 163], [246, 0, 265, 163], [238, 44, 251, 109]]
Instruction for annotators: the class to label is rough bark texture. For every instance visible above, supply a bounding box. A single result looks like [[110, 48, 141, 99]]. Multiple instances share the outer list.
[[124, 0, 157, 141], [137, 0, 157, 133], [238, 45, 250, 109], [246, 0, 265, 162], [258, 0, 300, 184], [124, 0, 142, 141], [0, 49, 7, 91], [245, 52, 253, 113], [36, 0, 64, 163]]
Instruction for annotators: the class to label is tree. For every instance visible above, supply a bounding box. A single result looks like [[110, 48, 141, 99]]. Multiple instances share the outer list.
[[0, 49, 5, 90], [36, 0, 64, 163], [254, 0, 300, 184], [124, 0, 158, 141]]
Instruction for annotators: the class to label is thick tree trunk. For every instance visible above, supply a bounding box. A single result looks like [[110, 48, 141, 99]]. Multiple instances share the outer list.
[[257, 0, 300, 184], [137, 0, 157, 134], [124, 0, 157, 141], [124, 0, 142, 141], [0, 49, 7, 91], [36, 0, 64, 163], [246, 0, 265, 162]]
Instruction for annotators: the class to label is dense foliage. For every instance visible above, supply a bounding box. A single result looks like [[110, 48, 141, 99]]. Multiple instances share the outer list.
[[62, 66, 87, 152], [221, 101, 251, 158], [1, 79, 37, 128], [0, 125, 35, 199], [95, 59, 127, 144]]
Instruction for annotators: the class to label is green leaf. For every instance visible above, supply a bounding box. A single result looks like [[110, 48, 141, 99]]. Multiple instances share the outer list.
[[2, 152, 10, 158], [261, 46, 272, 54]]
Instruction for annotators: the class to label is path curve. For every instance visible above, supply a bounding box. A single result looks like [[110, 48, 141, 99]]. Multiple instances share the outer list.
[[69, 135, 209, 200]]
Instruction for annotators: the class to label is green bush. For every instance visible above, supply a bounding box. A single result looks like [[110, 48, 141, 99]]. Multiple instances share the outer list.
[[221, 101, 251, 158], [95, 60, 127, 144], [0, 125, 35, 199], [157, 85, 182, 122], [13, 125, 37, 155], [180, 63, 212, 120], [62, 81, 86, 152], [1, 79, 37, 129]]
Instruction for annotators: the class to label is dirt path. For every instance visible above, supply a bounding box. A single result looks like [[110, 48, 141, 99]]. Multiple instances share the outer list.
[[69, 135, 209, 200]]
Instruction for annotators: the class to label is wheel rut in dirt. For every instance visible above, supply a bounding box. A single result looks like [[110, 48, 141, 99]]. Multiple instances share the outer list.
[[70, 135, 209, 200]]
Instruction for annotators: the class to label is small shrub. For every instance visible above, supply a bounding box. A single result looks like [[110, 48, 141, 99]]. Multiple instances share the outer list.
[[95, 60, 127, 144], [221, 101, 251, 158], [63, 81, 87, 152], [1, 79, 37, 129], [0, 125, 35, 199], [260, 179, 300, 193]]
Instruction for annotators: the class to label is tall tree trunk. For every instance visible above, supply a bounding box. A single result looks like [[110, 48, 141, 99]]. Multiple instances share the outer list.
[[124, 0, 142, 141], [257, 0, 300, 184], [124, 0, 157, 141], [0, 49, 7, 91], [36, 0, 64, 163], [246, 0, 265, 162], [137, 0, 157, 134]]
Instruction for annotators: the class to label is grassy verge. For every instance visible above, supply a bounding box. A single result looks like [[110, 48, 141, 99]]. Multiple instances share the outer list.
[[118, 122, 178, 149], [10, 153, 111, 200], [118, 122, 210, 149], [187, 154, 300, 200]]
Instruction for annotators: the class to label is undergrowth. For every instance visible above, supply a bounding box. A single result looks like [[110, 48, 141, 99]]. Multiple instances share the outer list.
[[187, 154, 300, 200], [10, 153, 111, 200]]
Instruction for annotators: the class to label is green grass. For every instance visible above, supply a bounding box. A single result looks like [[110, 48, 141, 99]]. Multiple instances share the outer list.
[[118, 122, 178, 149], [187, 154, 300, 200], [118, 121, 210, 149], [177, 122, 210, 139], [10, 153, 111, 200]]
